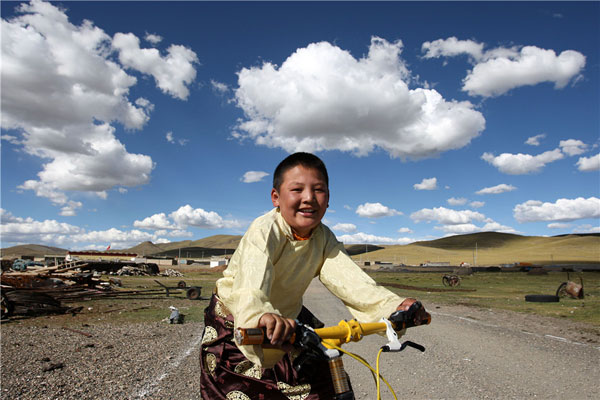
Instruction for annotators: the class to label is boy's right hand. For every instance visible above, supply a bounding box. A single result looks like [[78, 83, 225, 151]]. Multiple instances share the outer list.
[[259, 313, 296, 347]]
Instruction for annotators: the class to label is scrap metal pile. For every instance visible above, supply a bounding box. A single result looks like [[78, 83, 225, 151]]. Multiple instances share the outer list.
[[1, 259, 198, 320]]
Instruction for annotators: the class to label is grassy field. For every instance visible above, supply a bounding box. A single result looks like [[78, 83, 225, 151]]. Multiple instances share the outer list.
[[353, 234, 600, 266], [8, 269, 599, 331], [372, 270, 600, 326]]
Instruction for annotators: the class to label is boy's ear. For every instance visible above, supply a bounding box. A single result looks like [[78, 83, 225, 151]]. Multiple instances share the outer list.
[[271, 188, 280, 207]]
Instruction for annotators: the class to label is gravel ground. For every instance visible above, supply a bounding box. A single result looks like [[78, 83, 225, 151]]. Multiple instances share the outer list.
[[2, 280, 599, 400]]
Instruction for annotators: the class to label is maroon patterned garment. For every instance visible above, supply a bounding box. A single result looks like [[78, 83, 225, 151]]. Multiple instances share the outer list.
[[200, 294, 339, 399]]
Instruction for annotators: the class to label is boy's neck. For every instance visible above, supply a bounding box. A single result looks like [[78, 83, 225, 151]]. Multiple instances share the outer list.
[[292, 230, 311, 241]]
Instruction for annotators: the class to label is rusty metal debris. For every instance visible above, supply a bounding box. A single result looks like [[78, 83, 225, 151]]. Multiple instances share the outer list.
[[442, 274, 461, 287], [556, 272, 584, 299], [0, 260, 197, 319]]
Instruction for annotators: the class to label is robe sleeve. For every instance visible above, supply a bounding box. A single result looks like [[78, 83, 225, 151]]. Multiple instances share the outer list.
[[220, 226, 284, 367], [319, 240, 405, 324]]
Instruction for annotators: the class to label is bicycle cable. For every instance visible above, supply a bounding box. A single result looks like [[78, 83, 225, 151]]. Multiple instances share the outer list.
[[328, 343, 398, 400]]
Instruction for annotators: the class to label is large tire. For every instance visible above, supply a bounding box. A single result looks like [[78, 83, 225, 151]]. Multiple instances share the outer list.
[[525, 294, 559, 303], [442, 276, 450, 287], [556, 282, 568, 297], [186, 286, 201, 300]]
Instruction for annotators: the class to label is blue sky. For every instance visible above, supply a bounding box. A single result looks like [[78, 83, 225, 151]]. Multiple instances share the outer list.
[[1, 0, 599, 250]]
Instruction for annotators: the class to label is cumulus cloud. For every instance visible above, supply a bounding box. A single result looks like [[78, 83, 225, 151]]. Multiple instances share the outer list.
[[241, 171, 269, 183], [576, 154, 600, 171], [165, 131, 188, 146], [514, 197, 600, 223], [1, 134, 21, 145], [481, 149, 563, 174], [170, 204, 242, 229], [336, 232, 413, 245], [525, 134, 546, 146], [447, 197, 467, 206], [398, 227, 413, 233], [414, 177, 438, 191], [470, 201, 485, 208], [476, 184, 517, 195], [548, 222, 571, 229], [234, 37, 485, 159], [133, 212, 178, 230], [436, 221, 517, 235], [332, 223, 357, 233], [144, 32, 162, 45], [574, 224, 600, 234], [422, 37, 585, 97], [1, 1, 197, 212], [559, 139, 588, 156], [112, 32, 198, 100], [410, 207, 486, 225], [211, 79, 229, 94], [356, 202, 402, 218]]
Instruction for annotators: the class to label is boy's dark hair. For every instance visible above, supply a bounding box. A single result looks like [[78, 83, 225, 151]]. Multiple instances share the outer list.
[[273, 152, 329, 191]]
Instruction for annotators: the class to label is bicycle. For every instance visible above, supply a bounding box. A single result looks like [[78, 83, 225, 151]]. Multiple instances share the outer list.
[[235, 301, 431, 399]]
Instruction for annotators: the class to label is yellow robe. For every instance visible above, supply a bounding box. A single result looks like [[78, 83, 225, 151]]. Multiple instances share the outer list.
[[216, 208, 403, 367]]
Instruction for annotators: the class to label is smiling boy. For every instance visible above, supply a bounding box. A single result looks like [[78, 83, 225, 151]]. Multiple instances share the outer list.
[[200, 152, 426, 399]]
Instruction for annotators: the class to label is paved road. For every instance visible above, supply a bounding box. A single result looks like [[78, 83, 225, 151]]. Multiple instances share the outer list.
[[302, 279, 600, 399]]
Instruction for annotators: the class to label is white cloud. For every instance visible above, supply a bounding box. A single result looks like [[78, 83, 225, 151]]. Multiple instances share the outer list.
[[576, 153, 600, 171], [436, 221, 517, 235], [144, 32, 162, 45], [0, 209, 186, 249], [470, 201, 485, 208], [165, 131, 188, 146], [573, 224, 600, 234], [337, 232, 413, 245], [1, 1, 197, 210], [410, 207, 486, 225], [514, 197, 600, 223], [234, 37, 485, 159], [548, 222, 571, 229], [1, 134, 21, 145], [525, 133, 546, 146], [112, 32, 198, 100], [422, 37, 586, 97], [481, 149, 563, 174], [170, 204, 242, 229], [476, 184, 516, 195], [332, 223, 357, 233], [356, 202, 402, 218], [59, 201, 82, 217], [414, 177, 438, 190], [397, 227, 413, 233], [133, 213, 178, 230], [241, 171, 269, 183], [559, 139, 588, 156], [422, 37, 484, 61], [447, 197, 467, 206], [211, 79, 229, 94]]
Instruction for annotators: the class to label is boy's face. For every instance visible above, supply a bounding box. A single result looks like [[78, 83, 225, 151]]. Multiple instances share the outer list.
[[271, 165, 329, 238]]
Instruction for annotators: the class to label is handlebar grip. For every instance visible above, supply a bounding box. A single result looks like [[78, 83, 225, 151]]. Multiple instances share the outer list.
[[389, 301, 432, 330], [234, 327, 297, 346], [234, 327, 267, 345]]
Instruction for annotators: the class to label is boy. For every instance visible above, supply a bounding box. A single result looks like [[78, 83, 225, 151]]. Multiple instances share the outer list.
[[200, 152, 426, 399]]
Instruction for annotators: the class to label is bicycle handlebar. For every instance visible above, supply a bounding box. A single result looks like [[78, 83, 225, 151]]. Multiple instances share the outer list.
[[234, 303, 431, 348]]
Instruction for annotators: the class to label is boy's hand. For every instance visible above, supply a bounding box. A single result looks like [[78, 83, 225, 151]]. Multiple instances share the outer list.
[[259, 313, 296, 348], [395, 298, 429, 326]]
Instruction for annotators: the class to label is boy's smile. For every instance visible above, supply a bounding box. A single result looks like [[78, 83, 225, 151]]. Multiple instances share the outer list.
[[271, 165, 329, 238]]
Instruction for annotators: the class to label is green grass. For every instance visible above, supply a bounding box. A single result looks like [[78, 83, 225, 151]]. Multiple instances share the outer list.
[[8, 270, 599, 330], [370, 271, 600, 326]]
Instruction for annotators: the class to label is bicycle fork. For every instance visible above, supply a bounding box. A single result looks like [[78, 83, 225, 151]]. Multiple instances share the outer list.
[[328, 355, 354, 400]]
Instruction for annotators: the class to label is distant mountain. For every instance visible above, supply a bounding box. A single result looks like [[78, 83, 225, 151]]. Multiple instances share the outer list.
[[127, 241, 165, 256], [412, 232, 525, 250], [0, 244, 68, 257]]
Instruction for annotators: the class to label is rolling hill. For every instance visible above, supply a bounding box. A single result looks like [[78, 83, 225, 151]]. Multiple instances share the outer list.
[[2, 232, 599, 265]]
